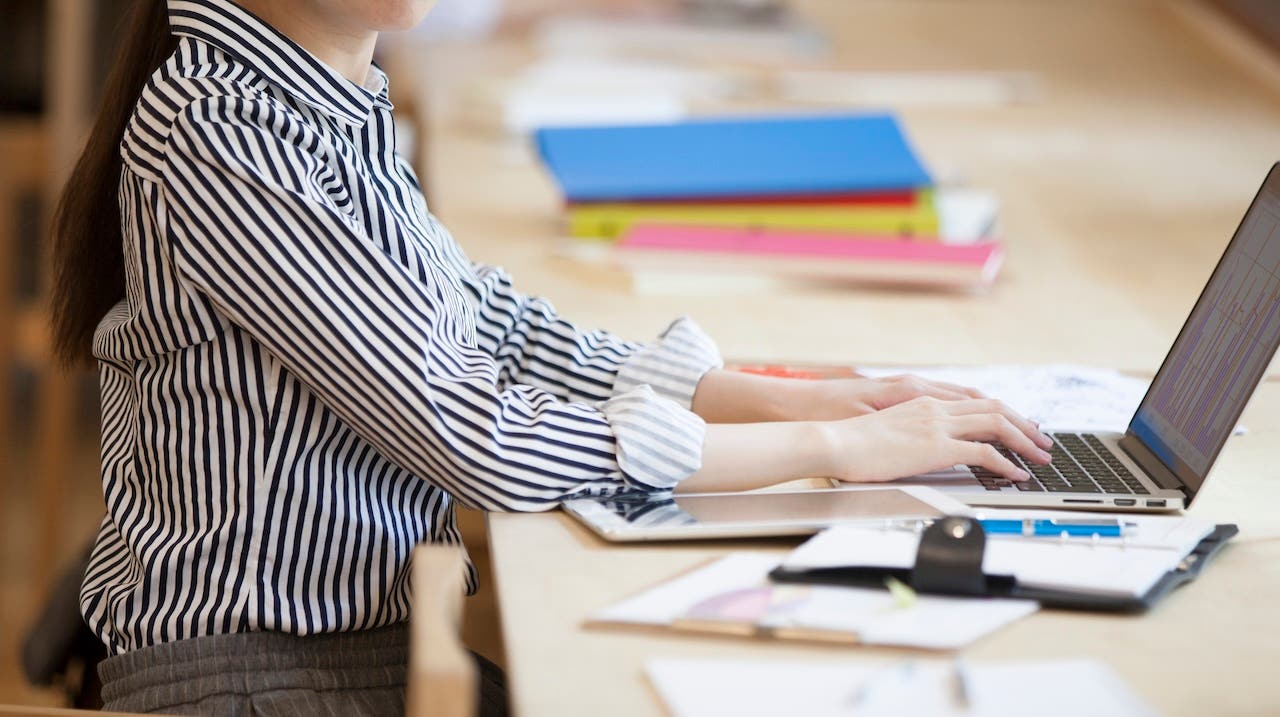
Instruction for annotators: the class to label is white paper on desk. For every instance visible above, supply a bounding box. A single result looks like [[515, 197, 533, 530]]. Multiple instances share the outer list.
[[505, 89, 687, 133], [646, 657, 1159, 717], [860, 363, 1247, 435], [937, 188, 1001, 243], [591, 553, 1036, 650], [784, 513, 1216, 598], [970, 507, 1215, 553], [482, 58, 752, 134], [859, 364, 1148, 433]]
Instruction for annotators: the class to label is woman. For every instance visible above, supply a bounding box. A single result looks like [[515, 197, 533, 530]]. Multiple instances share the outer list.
[[50, 0, 1052, 713]]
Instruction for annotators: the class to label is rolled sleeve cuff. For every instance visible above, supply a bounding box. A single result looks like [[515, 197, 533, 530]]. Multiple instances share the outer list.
[[613, 317, 723, 410], [600, 385, 707, 491]]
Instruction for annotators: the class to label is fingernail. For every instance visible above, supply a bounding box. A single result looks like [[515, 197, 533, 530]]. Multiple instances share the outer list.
[[1038, 448, 1052, 462], [1019, 469, 1031, 481], [1037, 433, 1053, 448]]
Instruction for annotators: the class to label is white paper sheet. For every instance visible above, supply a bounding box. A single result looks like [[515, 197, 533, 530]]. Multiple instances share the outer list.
[[859, 364, 1151, 433], [591, 553, 1036, 650], [936, 189, 1001, 243], [861, 363, 1247, 435], [646, 657, 1160, 717], [783, 512, 1216, 598]]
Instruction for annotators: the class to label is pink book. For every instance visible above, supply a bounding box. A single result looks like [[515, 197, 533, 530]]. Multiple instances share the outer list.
[[615, 224, 1004, 289]]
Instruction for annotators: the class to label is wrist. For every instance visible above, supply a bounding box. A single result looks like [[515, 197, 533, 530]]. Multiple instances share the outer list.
[[763, 378, 823, 423], [692, 369, 820, 423], [796, 420, 840, 479]]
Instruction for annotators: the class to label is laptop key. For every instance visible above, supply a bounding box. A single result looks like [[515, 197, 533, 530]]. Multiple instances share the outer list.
[[991, 434, 1158, 496], [1046, 433, 1146, 495], [1103, 462, 1149, 493]]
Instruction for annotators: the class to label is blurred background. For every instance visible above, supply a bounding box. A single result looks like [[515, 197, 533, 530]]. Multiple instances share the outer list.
[[3, 0, 1279, 709]]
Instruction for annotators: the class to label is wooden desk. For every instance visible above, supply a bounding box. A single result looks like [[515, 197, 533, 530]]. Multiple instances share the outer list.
[[398, 0, 1280, 373], [384, 0, 1280, 714], [489, 383, 1280, 716]]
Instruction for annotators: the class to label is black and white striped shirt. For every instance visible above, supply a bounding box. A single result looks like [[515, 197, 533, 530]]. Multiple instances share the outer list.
[[81, 0, 721, 656]]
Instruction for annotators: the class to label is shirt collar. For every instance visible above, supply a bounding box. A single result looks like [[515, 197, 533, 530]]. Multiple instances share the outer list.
[[167, 0, 393, 126]]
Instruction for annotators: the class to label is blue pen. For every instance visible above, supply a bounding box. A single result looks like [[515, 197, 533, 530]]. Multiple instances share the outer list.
[[979, 518, 1123, 538]]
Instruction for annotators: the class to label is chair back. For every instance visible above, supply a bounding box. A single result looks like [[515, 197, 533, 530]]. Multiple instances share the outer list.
[[407, 544, 477, 717]]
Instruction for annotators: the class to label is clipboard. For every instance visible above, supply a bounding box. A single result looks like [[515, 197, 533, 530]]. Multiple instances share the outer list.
[[768, 517, 1238, 613]]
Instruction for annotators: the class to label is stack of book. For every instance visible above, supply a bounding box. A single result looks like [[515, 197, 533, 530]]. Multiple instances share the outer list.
[[535, 113, 1003, 291]]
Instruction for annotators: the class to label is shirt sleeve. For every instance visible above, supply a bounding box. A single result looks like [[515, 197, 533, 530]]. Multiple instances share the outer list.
[[158, 95, 707, 510], [465, 261, 724, 408]]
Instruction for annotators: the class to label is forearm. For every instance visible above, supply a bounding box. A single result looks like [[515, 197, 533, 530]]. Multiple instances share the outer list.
[[681, 393, 1053, 491], [690, 369, 819, 424], [474, 269, 723, 408], [675, 421, 832, 493], [471, 265, 639, 403]]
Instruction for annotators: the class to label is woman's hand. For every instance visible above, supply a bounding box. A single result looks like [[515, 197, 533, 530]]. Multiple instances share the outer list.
[[818, 396, 1053, 483], [692, 369, 990, 424], [677, 395, 1053, 494], [791, 374, 989, 421]]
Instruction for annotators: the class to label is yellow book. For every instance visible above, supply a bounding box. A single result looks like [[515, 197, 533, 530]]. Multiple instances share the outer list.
[[567, 198, 939, 240]]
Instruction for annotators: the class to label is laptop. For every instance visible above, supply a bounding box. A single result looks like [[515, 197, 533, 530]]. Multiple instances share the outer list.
[[909, 163, 1280, 512]]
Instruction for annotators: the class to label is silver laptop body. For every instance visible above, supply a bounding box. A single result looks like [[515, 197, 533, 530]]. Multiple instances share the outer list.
[[911, 164, 1280, 513]]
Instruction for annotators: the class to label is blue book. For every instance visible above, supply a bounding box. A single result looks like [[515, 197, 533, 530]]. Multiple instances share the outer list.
[[534, 113, 932, 203]]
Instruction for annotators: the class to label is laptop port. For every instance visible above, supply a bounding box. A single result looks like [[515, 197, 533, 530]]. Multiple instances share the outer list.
[[1146, 500, 1167, 508], [1114, 499, 1136, 507]]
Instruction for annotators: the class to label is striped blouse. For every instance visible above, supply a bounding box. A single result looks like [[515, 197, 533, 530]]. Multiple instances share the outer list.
[[81, 0, 721, 656]]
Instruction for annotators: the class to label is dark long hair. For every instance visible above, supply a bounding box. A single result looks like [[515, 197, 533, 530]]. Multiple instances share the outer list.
[[50, 0, 176, 366]]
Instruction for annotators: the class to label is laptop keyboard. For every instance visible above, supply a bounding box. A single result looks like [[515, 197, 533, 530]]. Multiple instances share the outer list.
[[970, 432, 1151, 495]]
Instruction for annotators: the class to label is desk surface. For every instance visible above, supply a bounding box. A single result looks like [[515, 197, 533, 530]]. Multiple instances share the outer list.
[[488, 382, 1280, 717], [389, 0, 1280, 714], [401, 0, 1280, 373]]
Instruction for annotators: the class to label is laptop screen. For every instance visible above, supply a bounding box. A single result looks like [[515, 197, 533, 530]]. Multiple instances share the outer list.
[[1129, 164, 1280, 495]]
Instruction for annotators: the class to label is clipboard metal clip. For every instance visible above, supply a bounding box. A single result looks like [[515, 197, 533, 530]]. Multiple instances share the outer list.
[[912, 517, 989, 597]]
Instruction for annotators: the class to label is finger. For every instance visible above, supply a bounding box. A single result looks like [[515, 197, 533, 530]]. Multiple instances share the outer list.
[[885, 375, 984, 400], [898, 384, 970, 404], [882, 376, 971, 404], [950, 414, 1052, 465], [941, 399, 1052, 449], [931, 380, 987, 399], [957, 441, 1031, 482]]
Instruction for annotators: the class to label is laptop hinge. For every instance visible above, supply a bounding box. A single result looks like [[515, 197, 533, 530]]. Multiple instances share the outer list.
[[1118, 434, 1186, 494]]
